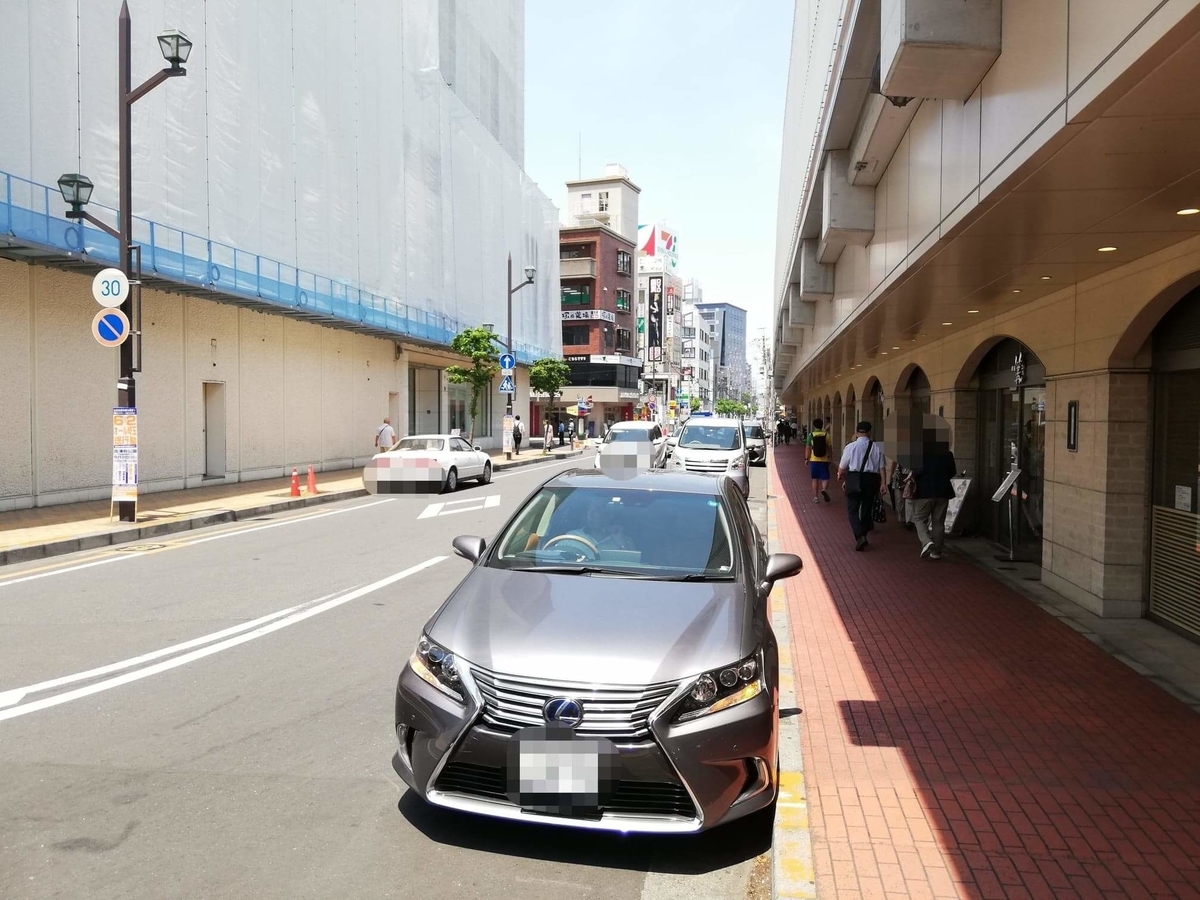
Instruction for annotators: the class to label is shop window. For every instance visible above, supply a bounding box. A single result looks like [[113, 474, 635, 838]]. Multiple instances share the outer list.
[[562, 324, 590, 346], [561, 285, 591, 305], [448, 381, 491, 437], [615, 290, 631, 312]]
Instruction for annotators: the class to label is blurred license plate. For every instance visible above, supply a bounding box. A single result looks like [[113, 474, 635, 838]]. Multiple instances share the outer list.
[[507, 725, 617, 815]]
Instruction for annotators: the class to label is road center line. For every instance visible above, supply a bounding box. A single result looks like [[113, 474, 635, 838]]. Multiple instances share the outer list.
[[492, 455, 592, 480], [0, 497, 395, 589], [0, 557, 445, 723], [0, 600, 322, 709]]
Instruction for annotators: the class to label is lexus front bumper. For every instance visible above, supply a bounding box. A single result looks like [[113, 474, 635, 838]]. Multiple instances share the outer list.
[[391, 661, 778, 833]]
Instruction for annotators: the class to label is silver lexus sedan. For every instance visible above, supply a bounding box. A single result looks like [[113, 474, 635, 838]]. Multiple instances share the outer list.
[[391, 468, 804, 833]]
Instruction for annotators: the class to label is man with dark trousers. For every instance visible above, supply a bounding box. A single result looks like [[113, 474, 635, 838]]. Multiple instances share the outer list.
[[837, 421, 888, 551]]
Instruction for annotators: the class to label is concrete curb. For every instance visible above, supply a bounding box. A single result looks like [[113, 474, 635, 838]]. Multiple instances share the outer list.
[[767, 489, 818, 899], [0, 488, 368, 568], [0, 449, 586, 569]]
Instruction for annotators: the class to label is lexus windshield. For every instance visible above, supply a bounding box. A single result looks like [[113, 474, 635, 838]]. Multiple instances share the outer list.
[[396, 438, 444, 452], [488, 486, 735, 578], [677, 424, 742, 451]]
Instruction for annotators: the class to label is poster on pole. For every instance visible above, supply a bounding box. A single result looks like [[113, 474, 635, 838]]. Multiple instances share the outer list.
[[111, 407, 139, 506], [502, 414, 515, 453]]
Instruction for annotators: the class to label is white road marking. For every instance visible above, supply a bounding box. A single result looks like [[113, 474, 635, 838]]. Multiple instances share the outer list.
[[0, 498, 394, 589], [418, 495, 501, 519], [0, 600, 321, 709], [493, 455, 593, 480], [0, 557, 444, 723]]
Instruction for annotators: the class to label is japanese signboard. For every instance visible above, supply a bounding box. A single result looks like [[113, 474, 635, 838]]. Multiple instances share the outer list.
[[111, 407, 138, 506], [647, 276, 663, 358]]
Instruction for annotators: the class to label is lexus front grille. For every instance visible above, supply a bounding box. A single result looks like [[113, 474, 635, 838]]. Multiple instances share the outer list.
[[472, 668, 677, 741]]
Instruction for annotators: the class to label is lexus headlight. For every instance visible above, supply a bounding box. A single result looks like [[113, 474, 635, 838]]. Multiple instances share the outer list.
[[408, 635, 464, 701], [673, 650, 763, 723]]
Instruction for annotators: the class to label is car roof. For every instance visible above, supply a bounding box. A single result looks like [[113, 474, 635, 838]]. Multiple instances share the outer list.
[[399, 434, 455, 441], [547, 468, 729, 495], [609, 421, 655, 430], [681, 417, 742, 427]]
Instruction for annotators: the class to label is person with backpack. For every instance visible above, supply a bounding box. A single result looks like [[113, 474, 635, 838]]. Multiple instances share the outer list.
[[806, 418, 832, 503], [512, 414, 525, 455]]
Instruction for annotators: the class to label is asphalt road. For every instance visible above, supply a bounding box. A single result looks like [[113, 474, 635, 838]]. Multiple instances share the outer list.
[[0, 450, 773, 900]]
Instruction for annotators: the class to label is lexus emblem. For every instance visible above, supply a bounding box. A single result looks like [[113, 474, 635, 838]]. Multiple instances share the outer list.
[[543, 697, 584, 728]]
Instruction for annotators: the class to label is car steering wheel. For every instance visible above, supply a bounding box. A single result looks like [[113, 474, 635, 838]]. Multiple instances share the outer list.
[[541, 534, 600, 560]]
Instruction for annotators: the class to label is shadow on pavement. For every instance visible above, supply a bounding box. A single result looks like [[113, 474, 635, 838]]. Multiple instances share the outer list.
[[771, 440, 1200, 898], [397, 791, 772, 874]]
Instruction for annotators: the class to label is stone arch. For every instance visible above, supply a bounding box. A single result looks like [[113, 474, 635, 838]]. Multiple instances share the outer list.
[[863, 376, 885, 435], [1108, 270, 1200, 366], [844, 383, 858, 446], [953, 333, 1050, 390]]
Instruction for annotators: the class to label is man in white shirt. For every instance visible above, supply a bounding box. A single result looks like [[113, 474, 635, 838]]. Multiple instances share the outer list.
[[837, 421, 888, 551], [375, 417, 396, 454]]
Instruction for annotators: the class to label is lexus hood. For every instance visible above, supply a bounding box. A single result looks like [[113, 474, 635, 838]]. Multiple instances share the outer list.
[[426, 567, 750, 686]]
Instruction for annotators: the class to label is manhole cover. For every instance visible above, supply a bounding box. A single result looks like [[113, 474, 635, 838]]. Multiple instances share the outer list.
[[115, 543, 166, 552]]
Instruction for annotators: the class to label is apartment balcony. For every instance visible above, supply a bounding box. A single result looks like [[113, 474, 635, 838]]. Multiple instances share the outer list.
[[560, 257, 598, 279]]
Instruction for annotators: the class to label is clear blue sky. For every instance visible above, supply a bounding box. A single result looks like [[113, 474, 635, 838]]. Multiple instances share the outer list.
[[524, 0, 793, 357]]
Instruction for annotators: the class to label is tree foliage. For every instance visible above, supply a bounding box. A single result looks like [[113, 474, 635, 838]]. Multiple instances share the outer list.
[[715, 398, 749, 418], [445, 326, 500, 443], [529, 357, 571, 405]]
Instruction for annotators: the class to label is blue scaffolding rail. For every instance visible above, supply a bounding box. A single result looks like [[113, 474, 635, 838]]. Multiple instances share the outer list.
[[0, 169, 550, 365]]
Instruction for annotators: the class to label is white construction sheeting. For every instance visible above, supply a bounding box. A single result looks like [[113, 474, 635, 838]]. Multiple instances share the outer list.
[[0, 0, 559, 360]]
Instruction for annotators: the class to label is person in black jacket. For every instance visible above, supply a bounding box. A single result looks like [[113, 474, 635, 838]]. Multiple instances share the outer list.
[[910, 422, 957, 560]]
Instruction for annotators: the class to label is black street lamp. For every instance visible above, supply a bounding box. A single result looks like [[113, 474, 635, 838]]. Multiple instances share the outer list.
[[505, 254, 535, 460], [58, 2, 190, 522]]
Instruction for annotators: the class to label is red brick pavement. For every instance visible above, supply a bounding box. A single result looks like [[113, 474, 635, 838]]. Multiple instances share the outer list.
[[769, 443, 1200, 900]]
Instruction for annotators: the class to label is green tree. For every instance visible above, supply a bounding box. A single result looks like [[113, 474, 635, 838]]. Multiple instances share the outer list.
[[528, 357, 572, 420], [716, 398, 747, 418], [445, 326, 500, 444]]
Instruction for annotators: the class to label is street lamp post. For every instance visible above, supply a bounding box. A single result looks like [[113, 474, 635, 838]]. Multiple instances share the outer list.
[[59, 2, 191, 522], [505, 253, 536, 460]]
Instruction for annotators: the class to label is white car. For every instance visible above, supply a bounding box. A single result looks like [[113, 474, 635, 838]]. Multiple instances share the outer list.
[[594, 421, 668, 469], [668, 417, 749, 497], [374, 434, 492, 492]]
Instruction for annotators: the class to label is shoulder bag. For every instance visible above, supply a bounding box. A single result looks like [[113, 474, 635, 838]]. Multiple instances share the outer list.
[[844, 439, 873, 494]]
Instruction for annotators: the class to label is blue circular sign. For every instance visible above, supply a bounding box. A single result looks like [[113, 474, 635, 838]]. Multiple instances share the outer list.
[[91, 308, 130, 347], [499, 353, 516, 370]]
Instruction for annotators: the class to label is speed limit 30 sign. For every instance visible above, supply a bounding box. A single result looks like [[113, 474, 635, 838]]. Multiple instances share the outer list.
[[92, 268, 130, 308]]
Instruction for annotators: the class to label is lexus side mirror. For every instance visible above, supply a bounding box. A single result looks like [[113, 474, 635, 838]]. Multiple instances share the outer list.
[[760, 552, 803, 592], [452, 535, 486, 563], [473, 445, 482, 451]]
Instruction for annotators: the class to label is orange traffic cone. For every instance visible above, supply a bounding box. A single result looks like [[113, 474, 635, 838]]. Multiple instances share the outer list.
[[306, 465, 319, 494], [290, 468, 301, 497]]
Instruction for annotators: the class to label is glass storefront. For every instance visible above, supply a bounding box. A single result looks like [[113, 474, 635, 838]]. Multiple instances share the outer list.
[[973, 340, 1046, 554], [1149, 295, 1200, 639], [447, 380, 492, 438]]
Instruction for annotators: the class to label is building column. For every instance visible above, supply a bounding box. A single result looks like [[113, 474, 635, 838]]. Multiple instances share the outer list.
[[1041, 370, 1151, 617], [933, 389, 978, 478]]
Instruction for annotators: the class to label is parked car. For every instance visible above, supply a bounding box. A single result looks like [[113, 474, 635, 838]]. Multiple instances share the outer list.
[[668, 417, 750, 497], [593, 421, 667, 469], [391, 468, 804, 832], [742, 423, 767, 466], [373, 434, 492, 492]]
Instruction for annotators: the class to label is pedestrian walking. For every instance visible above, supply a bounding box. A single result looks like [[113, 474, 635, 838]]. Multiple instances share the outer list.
[[837, 421, 888, 551], [888, 460, 916, 530], [512, 414, 525, 455], [910, 428, 957, 560], [543, 416, 554, 454], [806, 418, 832, 504], [375, 417, 396, 454]]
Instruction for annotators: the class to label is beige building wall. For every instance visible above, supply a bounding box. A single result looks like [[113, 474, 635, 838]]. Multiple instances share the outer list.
[[0, 258, 529, 510]]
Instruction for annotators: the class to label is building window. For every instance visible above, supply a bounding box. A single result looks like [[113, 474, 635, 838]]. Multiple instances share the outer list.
[[560, 243, 592, 259], [598, 191, 609, 212], [615, 290, 631, 312], [617, 250, 632, 275], [562, 324, 590, 346], [561, 284, 591, 305], [616, 328, 631, 352]]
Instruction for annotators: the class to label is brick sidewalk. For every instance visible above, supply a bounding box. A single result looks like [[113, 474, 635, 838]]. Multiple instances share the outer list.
[[769, 444, 1200, 900]]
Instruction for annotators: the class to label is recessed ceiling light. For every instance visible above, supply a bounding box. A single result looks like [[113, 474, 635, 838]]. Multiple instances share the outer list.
[[1098, 246, 1117, 252], [968, 309, 979, 314], [892, 346, 899, 350], [1012, 289, 1022, 293], [881, 351, 888, 355], [942, 322, 952, 326], [1177, 208, 1200, 216], [1041, 275, 1051, 280]]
